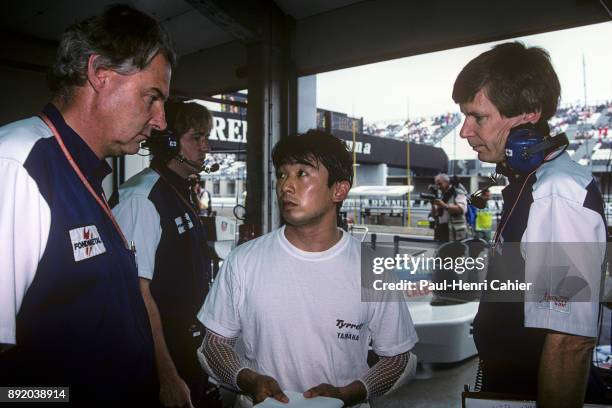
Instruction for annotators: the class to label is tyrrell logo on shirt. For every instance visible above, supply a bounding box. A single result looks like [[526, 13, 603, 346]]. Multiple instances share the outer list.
[[175, 213, 194, 234], [336, 319, 363, 342], [69, 225, 106, 262]]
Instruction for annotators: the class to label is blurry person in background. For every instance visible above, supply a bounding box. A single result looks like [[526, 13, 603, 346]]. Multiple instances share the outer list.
[[473, 188, 493, 242], [430, 173, 468, 242]]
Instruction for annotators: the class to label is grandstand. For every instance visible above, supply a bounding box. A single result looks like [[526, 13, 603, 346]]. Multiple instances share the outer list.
[[592, 141, 612, 167], [362, 100, 610, 142], [200, 99, 611, 205], [364, 113, 460, 145], [361, 100, 612, 170], [554, 101, 612, 171]]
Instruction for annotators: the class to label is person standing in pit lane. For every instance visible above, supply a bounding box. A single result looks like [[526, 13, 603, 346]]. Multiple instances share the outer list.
[[113, 100, 216, 408], [453, 42, 607, 407], [0, 5, 175, 405]]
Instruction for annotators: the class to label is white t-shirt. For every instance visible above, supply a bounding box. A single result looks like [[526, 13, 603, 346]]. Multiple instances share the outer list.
[[198, 226, 417, 393]]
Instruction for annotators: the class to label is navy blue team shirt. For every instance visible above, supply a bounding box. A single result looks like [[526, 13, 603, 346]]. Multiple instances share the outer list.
[[474, 154, 607, 395], [0, 104, 156, 404]]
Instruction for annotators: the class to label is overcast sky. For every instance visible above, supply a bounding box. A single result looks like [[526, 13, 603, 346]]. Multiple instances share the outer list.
[[316, 22, 612, 123]]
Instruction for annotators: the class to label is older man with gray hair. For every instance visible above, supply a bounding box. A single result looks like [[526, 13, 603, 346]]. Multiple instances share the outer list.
[[0, 5, 175, 404], [429, 173, 468, 242]]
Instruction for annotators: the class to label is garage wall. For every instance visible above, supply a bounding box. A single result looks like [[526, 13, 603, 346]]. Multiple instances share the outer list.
[[0, 66, 50, 126]]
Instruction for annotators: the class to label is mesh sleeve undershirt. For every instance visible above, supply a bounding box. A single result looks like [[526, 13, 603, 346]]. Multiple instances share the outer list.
[[200, 329, 250, 390], [359, 352, 409, 399], [202, 331, 409, 399]]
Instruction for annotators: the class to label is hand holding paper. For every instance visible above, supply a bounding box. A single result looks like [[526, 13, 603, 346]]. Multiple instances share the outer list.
[[304, 380, 367, 406], [256, 391, 343, 408], [238, 369, 289, 405]]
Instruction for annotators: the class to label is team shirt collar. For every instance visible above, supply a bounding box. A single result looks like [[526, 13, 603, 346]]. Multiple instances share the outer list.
[[152, 160, 191, 200], [42, 103, 111, 192]]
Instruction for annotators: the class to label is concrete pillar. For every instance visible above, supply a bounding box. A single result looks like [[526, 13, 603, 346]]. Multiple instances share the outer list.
[[246, 42, 285, 233]]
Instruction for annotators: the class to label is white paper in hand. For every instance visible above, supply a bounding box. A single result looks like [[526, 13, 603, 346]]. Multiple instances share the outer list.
[[255, 390, 343, 408]]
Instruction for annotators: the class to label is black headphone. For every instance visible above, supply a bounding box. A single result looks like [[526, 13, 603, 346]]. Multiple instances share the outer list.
[[142, 128, 179, 157], [142, 129, 219, 173]]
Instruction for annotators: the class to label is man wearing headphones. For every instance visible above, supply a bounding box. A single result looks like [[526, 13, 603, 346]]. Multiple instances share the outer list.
[[112, 100, 214, 407], [453, 42, 607, 407]]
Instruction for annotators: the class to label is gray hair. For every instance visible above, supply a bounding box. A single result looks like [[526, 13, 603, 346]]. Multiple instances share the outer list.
[[48, 4, 176, 102], [435, 173, 450, 183]]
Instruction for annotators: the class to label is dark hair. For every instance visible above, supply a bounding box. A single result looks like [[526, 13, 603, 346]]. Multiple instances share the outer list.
[[150, 100, 212, 163], [48, 4, 176, 102], [272, 129, 353, 189], [452, 42, 560, 133]]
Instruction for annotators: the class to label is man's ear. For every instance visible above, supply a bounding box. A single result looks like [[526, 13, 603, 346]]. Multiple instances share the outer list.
[[332, 180, 351, 204], [507, 110, 542, 129], [522, 110, 542, 125], [86, 54, 112, 93], [177, 138, 185, 157]]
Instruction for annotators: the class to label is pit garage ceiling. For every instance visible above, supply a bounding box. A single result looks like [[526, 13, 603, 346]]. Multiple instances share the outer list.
[[0, 0, 608, 96]]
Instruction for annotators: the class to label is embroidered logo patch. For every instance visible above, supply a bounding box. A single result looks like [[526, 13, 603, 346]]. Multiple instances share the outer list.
[[536, 292, 571, 314], [175, 213, 194, 234], [69, 225, 106, 262]]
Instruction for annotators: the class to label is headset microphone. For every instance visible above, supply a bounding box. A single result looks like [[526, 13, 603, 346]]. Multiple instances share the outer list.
[[204, 163, 220, 173], [143, 129, 220, 174], [176, 155, 220, 174], [469, 173, 501, 209]]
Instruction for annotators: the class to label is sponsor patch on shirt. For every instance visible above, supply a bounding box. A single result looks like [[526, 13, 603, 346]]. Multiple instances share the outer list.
[[175, 213, 194, 234], [69, 225, 106, 262], [536, 292, 571, 314]]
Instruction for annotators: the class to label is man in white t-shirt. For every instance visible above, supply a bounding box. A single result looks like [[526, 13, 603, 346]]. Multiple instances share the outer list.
[[197, 130, 418, 406]]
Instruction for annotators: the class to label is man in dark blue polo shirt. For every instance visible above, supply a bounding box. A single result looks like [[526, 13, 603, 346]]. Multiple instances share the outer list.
[[453, 42, 607, 407], [0, 5, 175, 404], [113, 100, 214, 408]]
